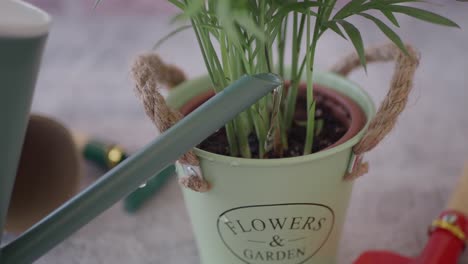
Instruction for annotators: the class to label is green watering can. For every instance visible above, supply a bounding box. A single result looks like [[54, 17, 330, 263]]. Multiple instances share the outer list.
[[0, 1, 282, 263]]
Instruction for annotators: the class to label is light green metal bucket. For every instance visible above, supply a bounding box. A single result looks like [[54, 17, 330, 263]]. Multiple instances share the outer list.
[[167, 72, 375, 264]]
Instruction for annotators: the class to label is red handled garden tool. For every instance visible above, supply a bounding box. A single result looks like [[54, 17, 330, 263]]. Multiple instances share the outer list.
[[354, 163, 468, 264]]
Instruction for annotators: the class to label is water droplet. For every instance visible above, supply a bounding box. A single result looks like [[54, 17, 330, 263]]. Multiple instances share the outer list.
[[139, 182, 147, 188], [230, 161, 240, 167]]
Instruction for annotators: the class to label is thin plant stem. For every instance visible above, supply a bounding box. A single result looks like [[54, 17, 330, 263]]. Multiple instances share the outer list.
[[259, 0, 270, 136], [230, 44, 252, 158], [278, 17, 287, 78], [249, 108, 267, 158], [192, 13, 239, 156], [283, 13, 299, 131], [303, 3, 319, 155]]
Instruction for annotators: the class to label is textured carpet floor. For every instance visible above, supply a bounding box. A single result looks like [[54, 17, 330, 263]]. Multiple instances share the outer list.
[[6, 3, 468, 264]]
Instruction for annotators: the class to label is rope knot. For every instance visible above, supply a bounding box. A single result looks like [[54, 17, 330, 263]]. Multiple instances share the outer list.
[[131, 53, 209, 192]]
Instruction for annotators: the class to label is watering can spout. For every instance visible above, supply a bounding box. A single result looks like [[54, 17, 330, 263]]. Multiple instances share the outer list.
[[252, 72, 282, 83], [0, 0, 51, 245], [0, 72, 283, 263]]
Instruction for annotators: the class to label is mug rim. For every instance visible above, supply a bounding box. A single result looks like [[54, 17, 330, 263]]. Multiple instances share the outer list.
[[0, 0, 51, 38]]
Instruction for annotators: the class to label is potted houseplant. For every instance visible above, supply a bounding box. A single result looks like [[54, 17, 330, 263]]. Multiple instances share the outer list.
[[127, 1, 458, 263]]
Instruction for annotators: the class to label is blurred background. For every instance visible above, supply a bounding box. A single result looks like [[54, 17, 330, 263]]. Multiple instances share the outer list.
[[8, 0, 468, 263]]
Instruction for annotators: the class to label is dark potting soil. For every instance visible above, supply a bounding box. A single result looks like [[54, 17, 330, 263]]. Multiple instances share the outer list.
[[198, 94, 348, 158]]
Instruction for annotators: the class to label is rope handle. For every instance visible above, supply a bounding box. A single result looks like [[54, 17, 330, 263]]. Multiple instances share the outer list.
[[131, 54, 210, 192], [330, 43, 420, 180]]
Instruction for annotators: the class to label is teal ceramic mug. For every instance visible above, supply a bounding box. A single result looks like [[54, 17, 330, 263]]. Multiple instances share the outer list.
[[0, 0, 51, 241]]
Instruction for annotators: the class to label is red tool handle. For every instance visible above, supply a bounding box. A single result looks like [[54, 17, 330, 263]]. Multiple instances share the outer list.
[[353, 164, 468, 264], [419, 164, 468, 264]]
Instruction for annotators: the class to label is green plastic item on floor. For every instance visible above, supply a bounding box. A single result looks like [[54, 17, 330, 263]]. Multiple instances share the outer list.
[[124, 165, 175, 213], [83, 140, 129, 170], [83, 140, 175, 213]]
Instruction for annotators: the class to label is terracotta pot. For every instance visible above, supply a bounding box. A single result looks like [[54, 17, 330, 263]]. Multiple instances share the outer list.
[[179, 83, 366, 152]]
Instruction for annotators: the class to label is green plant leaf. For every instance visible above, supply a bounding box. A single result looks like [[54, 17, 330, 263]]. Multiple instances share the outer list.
[[369, 0, 422, 2], [358, 13, 408, 55], [182, 0, 205, 19], [167, 0, 185, 10], [216, 1, 241, 49], [387, 5, 460, 27], [233, 12, 266, 42], [152, 25, 193, 50], [321, 0, 339, 22], [268, 23, 282, 45], [337, 20, 367, 70], [372, 0, 424, 3], [274, 1, 320, 19], [246, 0, 260, 15], [357, 1, 423, 15], [334, 0, 367, 20], [381, 9, 400, 27], [282, 1, 322, 12], [325, 21, 347, 40], [364, 0, 424, 8]]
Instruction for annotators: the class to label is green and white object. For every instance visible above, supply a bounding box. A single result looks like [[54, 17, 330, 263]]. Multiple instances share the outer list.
[[168, 73, 375, 264]]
